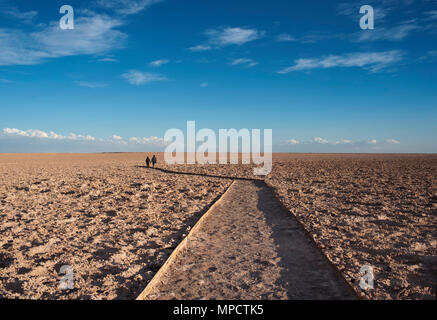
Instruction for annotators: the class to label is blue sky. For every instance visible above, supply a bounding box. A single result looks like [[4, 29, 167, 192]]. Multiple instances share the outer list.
[[0, 0, 436, 153]]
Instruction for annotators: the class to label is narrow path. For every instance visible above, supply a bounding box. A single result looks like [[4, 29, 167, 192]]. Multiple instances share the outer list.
[[138, 179, 356, 300]]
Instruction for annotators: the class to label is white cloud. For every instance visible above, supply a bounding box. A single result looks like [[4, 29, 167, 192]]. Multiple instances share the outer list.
[[355, 23, 420, 42], [367, 139, 377, 145], [1, 127, 168, 147], [0, 6, 38, 23], [121, 70, 167, 85], [230, 58, 258, 68], [335, 139, 352, 144], [337, 1, 430, 42], [336, 1, 437, 43], [337, 2, 389, 22], [200, 82, 208, 87], [69, 133, 96, 141], [97, 57, 118, 62], [33, 14, 125, 56], [110, 134, 128, 145], [424, 10, 437, 21], [205, 27, 264, 46], [419, 50, 437, 62], [129, 136, 168, 145], [314, 137, 329, 144], [149, 59, 169, 67], [288, 139, 300, 145], [0, 13, 126, 66], [2, 128, 95, 141], [386, 138, 400, 144], [188, 44, 212, 52], [111, 135, 123, 140], [190, 27, 264, 51], [315, 137, 364, 145], [278, 50, 404, 74], [75, 81, 107, 88], [276, 34, 296, 42], [425, 50, 437, 57], [0, 0, 163, 67], [95, 0, 163, 15]]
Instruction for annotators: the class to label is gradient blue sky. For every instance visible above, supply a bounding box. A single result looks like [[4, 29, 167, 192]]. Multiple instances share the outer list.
[[0, 0, 436, 153]]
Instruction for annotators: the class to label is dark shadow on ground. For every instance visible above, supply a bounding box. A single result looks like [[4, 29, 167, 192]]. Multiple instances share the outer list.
[[133, 166, 357, 299], [254, 180, 358, 299], [135, 166, 263, 181]]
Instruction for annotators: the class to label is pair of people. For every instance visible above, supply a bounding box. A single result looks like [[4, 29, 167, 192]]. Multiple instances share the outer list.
[[145, 155, 157, 168]]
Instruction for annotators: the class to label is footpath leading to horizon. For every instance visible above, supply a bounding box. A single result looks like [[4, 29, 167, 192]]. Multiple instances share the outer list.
[[138, 179, 357, 300]]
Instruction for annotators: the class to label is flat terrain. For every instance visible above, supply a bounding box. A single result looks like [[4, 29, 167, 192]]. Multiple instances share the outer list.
[[0, 153, 231, 299], [162, 153, 437, 299], [0, 153, 436, 299], [268, 154, 437, 299], [141, 180, 356, 300]]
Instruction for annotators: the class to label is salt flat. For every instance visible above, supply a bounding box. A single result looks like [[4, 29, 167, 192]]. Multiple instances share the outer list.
[[0, 153, 231, 299], [139, 180, 356, 300], [0, 153, 436, 299]]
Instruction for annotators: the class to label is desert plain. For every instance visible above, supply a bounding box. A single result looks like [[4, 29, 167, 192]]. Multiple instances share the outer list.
[[0, 153, 436, 299]]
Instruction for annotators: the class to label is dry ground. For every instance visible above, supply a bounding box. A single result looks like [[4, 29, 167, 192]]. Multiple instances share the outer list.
[[0, 153, 230, 299], [141, 180, 356, 300], [1, 153, 436, 299], [267, 154, 437, 300], [158, 153, 437, 299]]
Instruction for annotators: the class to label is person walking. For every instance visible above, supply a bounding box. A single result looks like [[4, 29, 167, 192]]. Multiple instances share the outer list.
[[145, 156, 151, 168], [152, 155, 157, 168]]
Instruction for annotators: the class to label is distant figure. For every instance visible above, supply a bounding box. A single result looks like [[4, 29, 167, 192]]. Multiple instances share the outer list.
[[145, 156, 151, 167], [152, 155, 157, 168]]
